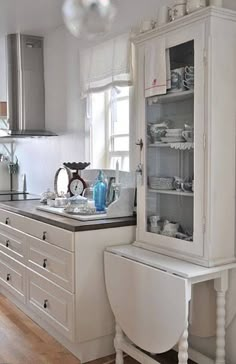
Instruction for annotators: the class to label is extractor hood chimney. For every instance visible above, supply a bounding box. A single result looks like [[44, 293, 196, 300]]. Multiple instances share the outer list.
[[3, 33, 57, 137]]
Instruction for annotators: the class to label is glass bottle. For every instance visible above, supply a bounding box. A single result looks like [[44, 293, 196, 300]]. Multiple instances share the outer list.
[[93, 170, 107, 212]]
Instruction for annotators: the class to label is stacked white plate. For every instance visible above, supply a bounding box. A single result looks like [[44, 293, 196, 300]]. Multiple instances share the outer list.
[[149, 176, 174, 190], [161, 128, 185, 143]]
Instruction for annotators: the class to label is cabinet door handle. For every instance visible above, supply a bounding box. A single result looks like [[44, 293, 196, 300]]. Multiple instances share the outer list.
[[6, 274, 10, 281], [42, 232, 47, 241], [5, 240, 10, 248], [5, 218, 10, 225], [136, 139, 143, 151], [43, 299, 48, 309], [43, 259, 47, 268]]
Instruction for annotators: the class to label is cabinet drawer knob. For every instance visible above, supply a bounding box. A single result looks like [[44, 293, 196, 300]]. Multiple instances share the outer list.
[[5, 240, 10, 248], [42, 232, 47, 241], [43, 299, 48, 309], [6, 274, 10, 281], [5, 218, 10, 225], [43, 259, 47, 268]]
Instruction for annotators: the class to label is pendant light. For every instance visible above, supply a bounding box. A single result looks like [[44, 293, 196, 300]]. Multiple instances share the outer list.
[[62, 0, 116, 38]]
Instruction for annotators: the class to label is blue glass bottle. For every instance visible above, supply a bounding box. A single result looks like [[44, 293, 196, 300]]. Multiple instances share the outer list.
[[93, 170, 107, 212]]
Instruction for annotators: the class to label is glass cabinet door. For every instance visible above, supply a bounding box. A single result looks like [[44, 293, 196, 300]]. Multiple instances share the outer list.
[[137, 24, 206, 258], [146, 41, 194, 242]]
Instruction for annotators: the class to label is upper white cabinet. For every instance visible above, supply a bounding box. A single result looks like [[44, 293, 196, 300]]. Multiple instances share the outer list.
[[0, 36, 7, 102], [134, 7, 236, 267]]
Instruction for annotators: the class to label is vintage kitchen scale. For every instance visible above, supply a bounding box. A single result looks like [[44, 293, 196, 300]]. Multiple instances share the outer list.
[[63, 162, 90, 196], [53, 162, 90, 197]]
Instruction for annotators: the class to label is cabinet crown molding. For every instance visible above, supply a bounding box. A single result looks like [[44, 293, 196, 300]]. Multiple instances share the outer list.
[[132, 6, 236, 45]]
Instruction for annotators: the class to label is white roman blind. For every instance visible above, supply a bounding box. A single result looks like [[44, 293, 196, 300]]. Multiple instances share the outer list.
[[80, 33, 132, 96]]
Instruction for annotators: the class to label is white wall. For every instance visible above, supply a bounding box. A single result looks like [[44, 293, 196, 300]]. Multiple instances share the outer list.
[[15, 27, 85, 194]]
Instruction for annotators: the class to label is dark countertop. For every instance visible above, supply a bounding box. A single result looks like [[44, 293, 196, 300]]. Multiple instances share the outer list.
[[0, 200, 136, 232]]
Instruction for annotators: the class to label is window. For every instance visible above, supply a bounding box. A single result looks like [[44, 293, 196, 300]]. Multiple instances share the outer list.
[[88, 86, 130, 171]]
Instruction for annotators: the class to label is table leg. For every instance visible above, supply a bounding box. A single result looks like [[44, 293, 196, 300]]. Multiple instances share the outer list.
[[178, 321, 189, 364], [114, 323, 124, 364], [214, 271, 228, 364]]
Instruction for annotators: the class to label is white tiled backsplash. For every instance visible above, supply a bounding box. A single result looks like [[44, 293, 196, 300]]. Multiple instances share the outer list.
[[82, 169, 135, 188]]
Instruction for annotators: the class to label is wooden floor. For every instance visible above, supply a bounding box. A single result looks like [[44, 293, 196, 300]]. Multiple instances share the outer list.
[[0, 294, 196, 364]]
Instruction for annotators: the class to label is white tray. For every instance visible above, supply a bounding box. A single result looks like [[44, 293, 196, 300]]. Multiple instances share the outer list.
[[37, 205, 107, 221]]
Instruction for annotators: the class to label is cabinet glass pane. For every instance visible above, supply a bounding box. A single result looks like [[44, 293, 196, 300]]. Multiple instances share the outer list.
[[145, 41, 194, 243]]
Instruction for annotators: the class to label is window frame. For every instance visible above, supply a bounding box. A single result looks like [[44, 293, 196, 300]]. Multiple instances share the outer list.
[[105, 87, 130, 171]]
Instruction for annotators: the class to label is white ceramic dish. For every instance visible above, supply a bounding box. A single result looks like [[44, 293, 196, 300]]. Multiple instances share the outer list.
[[161, 136, 185, 143]]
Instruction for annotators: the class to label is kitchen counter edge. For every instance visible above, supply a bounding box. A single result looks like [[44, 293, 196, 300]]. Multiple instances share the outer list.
[[0, 201, 136, 232]]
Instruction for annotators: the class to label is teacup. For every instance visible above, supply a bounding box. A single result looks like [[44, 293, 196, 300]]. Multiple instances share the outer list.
[[150, 225, 161, 234], [183, 79, 194, 90], [185, 66, 194, 75], [162, 221, 179, 237], [182, 130, 194, 142], [171, 67, 185, 92], [174, 177, 184, 192], [149, 215, 160, 227]]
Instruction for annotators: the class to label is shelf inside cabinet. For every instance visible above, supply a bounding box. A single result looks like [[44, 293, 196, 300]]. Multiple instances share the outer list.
[[149, 90, 194, 104], [149, 142, 194, 150], [148, 189, 194, 197]]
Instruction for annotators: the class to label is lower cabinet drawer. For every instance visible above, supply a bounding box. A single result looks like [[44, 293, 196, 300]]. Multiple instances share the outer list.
[[27, 270, 75, 341], [0, 251, 26, 303], [27, 235, 74, 293], [0, 228, 26, 264], [0, 209, 74, 252]]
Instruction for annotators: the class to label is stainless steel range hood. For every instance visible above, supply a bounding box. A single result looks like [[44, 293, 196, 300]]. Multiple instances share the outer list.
[[3, 34, 57, 137]]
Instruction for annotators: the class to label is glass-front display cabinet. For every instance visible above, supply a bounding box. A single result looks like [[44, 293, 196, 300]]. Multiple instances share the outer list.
[[134, 10, 236, 267], [146, 41, 195, 243]]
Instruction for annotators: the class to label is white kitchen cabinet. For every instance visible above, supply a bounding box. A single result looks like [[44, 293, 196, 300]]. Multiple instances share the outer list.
[[0, 207, 135, 363], [134, 7, 236, 267], [27, 269, 75, 341]]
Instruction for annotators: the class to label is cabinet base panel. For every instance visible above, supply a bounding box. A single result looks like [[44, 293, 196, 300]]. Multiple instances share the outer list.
[[0, 287, 115, 363]]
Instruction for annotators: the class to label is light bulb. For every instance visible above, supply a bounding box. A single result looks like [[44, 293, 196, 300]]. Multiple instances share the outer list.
[[62, 0, 116, 38]]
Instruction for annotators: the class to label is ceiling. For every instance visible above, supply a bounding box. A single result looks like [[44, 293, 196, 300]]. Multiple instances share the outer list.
[[0, 0, 235, 38]]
